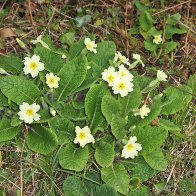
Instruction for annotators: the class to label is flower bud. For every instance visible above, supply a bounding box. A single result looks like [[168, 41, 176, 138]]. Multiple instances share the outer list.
[[50, 108, 56, 116], [16, 38, 26, 49]]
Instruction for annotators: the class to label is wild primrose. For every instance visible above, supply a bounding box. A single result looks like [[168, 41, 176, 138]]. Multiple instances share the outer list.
[[0, 33, 193, 195]]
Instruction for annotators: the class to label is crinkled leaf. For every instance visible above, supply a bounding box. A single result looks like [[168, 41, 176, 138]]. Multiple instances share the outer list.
[[161, 86, 192, 115], [166, 13, 181, 25], [0, 75, 41, 105], [119, 80, 142, 115], [111, 114, 127, 139], [134, 0, 147, 12], [144, 39, 157, 52], [26, 124, 58, 155], [60, 31, 75, 46], [95, 184, 118, 196], [128, 185, 150, 196], [143, 149, 168, 171], [95, 141, 114, 167], [69, 39, 85, 60], [128, 97, 162, 128], [0, 117, 21, 142], [87, 41, 116, 75], [139, 11, 153, 31], [59, 144, 89, 172], [85, 83, 109, 131], [132, 126, 168, 155], [0, 54, 22, 74], [159, 119, 180, 131], [34, 47, 64, 73], [129, 156, 157, 182], [63, 176, 86, 196], [55, 55, 87, 101], [165, 25, 187, 39], [84, 171, 101, 194], [49, 116, 75, 145], [101, 164, 130, 195], [0, 91, 8, 106], [165, 41, 178, 53], [101, 95, 120, 124]]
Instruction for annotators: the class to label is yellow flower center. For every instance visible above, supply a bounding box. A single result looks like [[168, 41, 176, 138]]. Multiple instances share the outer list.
[[26, 109, 33, 116], [120, 56, 126, 62], [79, 132, 86, 140], [87, 42, 93, 49], [126, 144, 134, 151], [49, 78, 55, 84], [120, 72, 126, 77], [107, 74, 114, 82], [30, 62, 37, 70], [118, 82, 126, 90]]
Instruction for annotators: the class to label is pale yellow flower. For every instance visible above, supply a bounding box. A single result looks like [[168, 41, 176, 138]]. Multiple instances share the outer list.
[[122, 136, 142, 159], [74, 126, 95, 148], [18, 102, 41, 124]]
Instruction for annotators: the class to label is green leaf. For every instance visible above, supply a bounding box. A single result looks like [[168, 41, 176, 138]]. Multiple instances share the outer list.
[[153, 182, 166, 195], [165, 41, 178, 53], [165, 25, 187, 39], [87, 41, 116, 75], [147, 27, 161, 36], [166, 13, 181, 25], [139, 11, 153, 32], [56, 103, 81, 120], [85, 83, 109, 131], [95, 141, 114, 167], [132, 126, 168, 155], [0, 91, 8, 106], [69, 39, 85, 60], [130, 177, 140, 191], [161, 86, 192, 115], [144, 39, 157, 52], [143, 149, 168, 171], [59, 144, 89, 172], [101, 95, 120, 124], [60, 31, 75, 46], [128, 185, 150, 196], [134, 0, 147, 12], [84, 171, 101, 194], [55, 55, 87, 101], [75, 15, 92, 27], [34, 47, 64, 73], [128, 97, 162, 128], [129, 156, 157, 182], [95, 184, 118, 196], [49, 116, 75, 145], [119, 80, 142, 115], [26, 124, 58, 155], [111, 114, 127, 139], [159, 119, 180, 131], [187, 74, 196, 94], [0, 117, 21, 142], [63, 176, 86, 196], [101, 164, 130, 195], [0, 54, 22, 74], [0, 76, 41, 105]]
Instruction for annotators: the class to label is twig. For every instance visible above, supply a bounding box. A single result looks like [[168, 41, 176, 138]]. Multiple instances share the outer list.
[[27, 0, 38, 37], [0, 0, 8, 12], [152, 0, 191, 16]]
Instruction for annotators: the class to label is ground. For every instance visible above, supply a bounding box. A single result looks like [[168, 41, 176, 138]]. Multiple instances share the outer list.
[[0, 0, 195, 195]]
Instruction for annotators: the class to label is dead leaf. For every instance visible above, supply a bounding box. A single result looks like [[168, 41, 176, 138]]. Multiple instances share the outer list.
[[0, 28, 16, 38]]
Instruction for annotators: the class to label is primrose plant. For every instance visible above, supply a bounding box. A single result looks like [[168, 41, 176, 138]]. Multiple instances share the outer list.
[[0, 34, 193, 195]]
